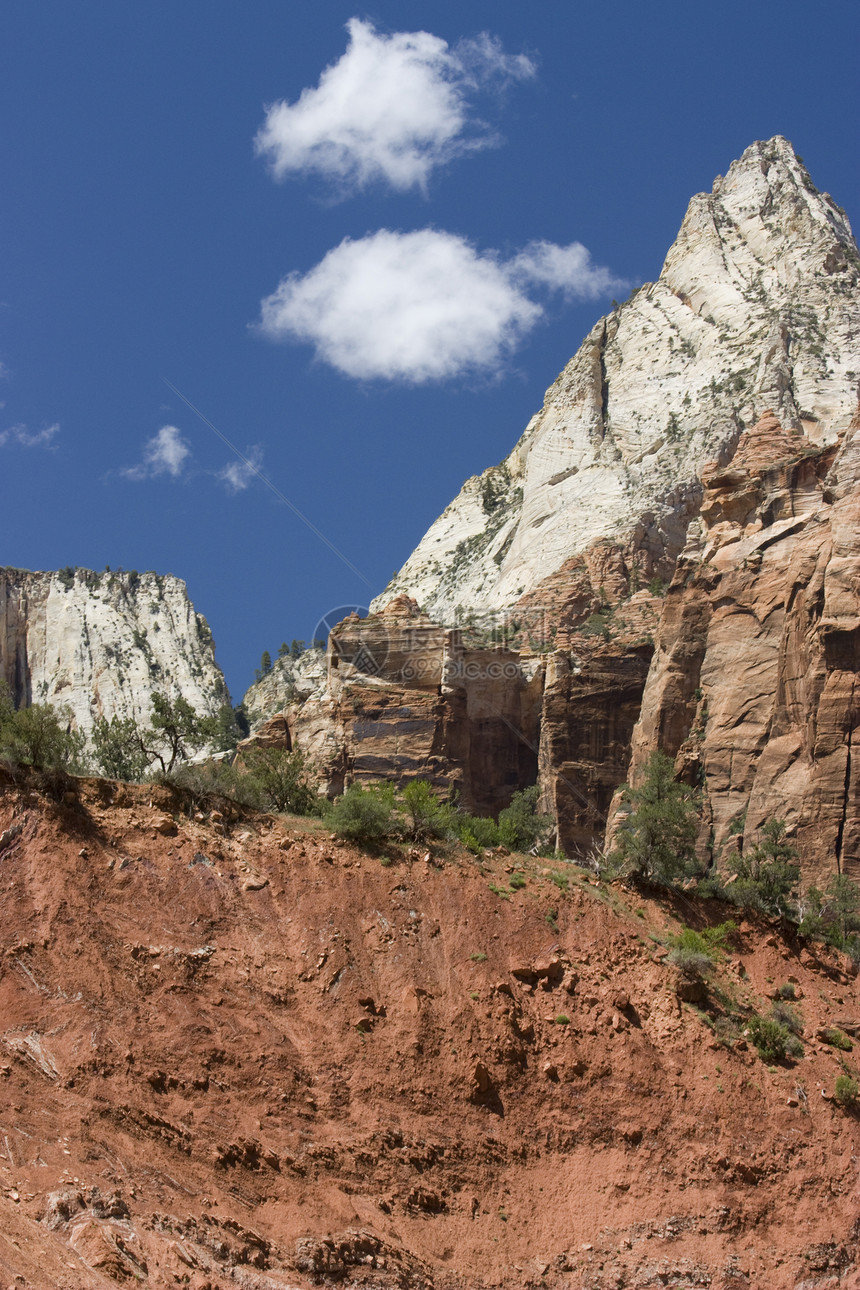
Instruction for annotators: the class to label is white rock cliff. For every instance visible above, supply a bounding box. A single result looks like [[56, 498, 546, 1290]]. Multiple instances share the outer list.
[[372, 137, 859, 623], [0, 566, 228, 736]]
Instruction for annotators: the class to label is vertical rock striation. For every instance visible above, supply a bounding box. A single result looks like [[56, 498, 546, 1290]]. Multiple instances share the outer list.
[[617, 410, 860, 881]]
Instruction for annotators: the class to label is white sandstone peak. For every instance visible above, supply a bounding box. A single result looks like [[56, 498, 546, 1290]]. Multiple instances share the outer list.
[[371, 137, 859, 624]]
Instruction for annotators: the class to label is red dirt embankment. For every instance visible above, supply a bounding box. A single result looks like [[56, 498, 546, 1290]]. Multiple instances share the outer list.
[[1, 773, 859, 1289]]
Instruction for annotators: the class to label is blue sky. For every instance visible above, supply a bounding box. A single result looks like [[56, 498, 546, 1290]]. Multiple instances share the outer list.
[[1, 1, 858, 701]]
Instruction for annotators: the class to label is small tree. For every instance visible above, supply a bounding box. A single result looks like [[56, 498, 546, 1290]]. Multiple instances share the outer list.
[[91, 714, 150, 781], [611, 751, 699, 886], [143, 692, 217, 774], [725, 820, 800, 918], [400, 780, 455, 843], [0, 684, 85, 771], [497, 786, 551, 853], [242, 747, 320, 815]]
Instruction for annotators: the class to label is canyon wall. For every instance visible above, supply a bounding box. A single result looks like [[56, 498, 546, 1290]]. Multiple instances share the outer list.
[[0, 566, 228, 737], [244, 137, 860, 875]]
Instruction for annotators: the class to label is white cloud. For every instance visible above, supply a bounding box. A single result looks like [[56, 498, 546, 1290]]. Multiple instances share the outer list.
[[510, 240, 625, 300], [122, 425, 190, 480], [258, 229, 626, 383], [218, 446, 263, 492], [255, 18, 535, 194], [0, 422, 60, 448]]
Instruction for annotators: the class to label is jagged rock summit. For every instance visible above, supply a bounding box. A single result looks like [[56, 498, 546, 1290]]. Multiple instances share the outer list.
[[373, 137, 859, 624], [0, 566, 228, 737]]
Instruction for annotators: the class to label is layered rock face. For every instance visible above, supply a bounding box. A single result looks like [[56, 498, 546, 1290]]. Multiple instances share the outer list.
[[372, 137, 859, 625], [0, 566, 228, 736], [619, 411, 860, 882], [253, 598, 545, 814]]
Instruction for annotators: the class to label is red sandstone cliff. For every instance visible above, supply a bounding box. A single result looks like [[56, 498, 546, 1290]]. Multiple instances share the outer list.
[[617, 411, 860, 883]]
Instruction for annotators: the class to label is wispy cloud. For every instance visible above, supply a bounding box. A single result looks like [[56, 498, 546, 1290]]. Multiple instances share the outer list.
[[122, 425, 191, 480], [258, 229, 626, 384], [0, 421, 60, 449], [255, 18, 535, 195], [217, 445, 263, 492]]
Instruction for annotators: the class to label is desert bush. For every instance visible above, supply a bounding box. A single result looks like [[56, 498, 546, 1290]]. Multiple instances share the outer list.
[[611, 751, 699, 887], [820, 1027, 853, 1052], [497, 786, 551, 853], [800, 873, 860, 953], [457, 813, 501, 854], [400, 780, 456, 843], [667, 922, 735, 980], [747, 1015, 790, 1063], [770, 1000, 803, 1035], [328, 782, 397, 844], [166, 757, 256, 806], [91, 714, 151, 781], [834, 1074, 859, 1106]]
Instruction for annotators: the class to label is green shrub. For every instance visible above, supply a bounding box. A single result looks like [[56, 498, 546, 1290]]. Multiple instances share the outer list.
[[554, 1013, 570, 1025], [770, 1001, 803, 1035], [747, 1015, 790, 1062], [457, 813, 501, 854], [400, 780, 456, 842], [328, 782, 397, 844], [800, 874, 860, 952], [666, 922, 735, 979], [509, 872, 527, 890], [91, 714, 151, 781], [611, 751, 699, 887], [820, 1027, 853, 1052], [167, 758, 255, 805], [784, 1033, 805, 1059], [834, 1074, 859, 1106]]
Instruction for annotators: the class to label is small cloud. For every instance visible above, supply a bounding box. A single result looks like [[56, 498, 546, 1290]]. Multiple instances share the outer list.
[[218, 445, 263, 492], [258, 228, 625, 384], [0, 421, 60, 449], [122, 425, 190, 480], [255, 18, 535, 195], [509, 240, 626, 301]]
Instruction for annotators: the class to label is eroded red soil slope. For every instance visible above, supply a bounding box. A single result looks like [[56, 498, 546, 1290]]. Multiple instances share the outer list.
[[1, 773, 859, 1289]]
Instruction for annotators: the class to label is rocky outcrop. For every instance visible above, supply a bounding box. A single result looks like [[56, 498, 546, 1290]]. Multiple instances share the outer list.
[[617, 411, 860, 882], [0, 566, 228, 737], [243, 645, 326, 726], [372, 137, 859, 626]]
